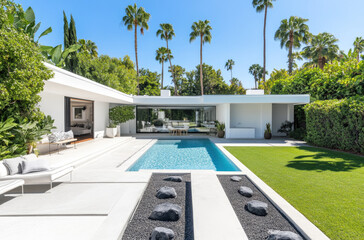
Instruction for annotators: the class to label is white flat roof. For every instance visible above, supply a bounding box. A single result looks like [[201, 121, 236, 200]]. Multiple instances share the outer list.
[[44, 63, 310, 106]]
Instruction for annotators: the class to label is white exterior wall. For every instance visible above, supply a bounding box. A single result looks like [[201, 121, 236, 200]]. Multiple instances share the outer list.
[[272, 104, 294, 136], [229, 103, 272, 139], [38, 92, 65, 132], [94, 101, 109, 138], [216, 104, 230, 138]]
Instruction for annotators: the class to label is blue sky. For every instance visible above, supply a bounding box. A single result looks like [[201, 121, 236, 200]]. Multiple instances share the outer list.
[[18, 0, 364, 89]]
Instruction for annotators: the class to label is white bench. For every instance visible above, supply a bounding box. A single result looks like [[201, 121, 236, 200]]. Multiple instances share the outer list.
[[0, 179, 24, 195]]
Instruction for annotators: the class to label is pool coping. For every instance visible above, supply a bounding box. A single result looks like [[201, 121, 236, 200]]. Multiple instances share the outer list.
[[118, 138, 329, 239]]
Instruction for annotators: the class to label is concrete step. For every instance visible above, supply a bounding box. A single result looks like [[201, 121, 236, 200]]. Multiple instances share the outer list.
[[191, 170, 248, 240]]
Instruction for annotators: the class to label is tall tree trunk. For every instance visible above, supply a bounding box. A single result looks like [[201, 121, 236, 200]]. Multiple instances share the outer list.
[[231, 69, 233, 81], [161, 61, 164, 89], [318, 56, 324, 70], [263, 5, 267, 83], [357, 50, 360, 62], [166, 40, 177, 95], [200, 35, 204, 95], [288, 32, 294, 75], [134, 23, 139, 95]]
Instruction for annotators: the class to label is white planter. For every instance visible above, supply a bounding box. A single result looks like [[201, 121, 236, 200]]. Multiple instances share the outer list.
[[106, 128, 117, 138]]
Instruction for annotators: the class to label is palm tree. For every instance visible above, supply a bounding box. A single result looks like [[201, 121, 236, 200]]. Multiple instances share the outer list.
[[353, 37, 364, 62], [78, 39, 98, 58], [189, 20, 212, 95], [156, 47, 173, 89], [252, 0, 275, 83], [225, 59, 235, 81], [249, 64, 265, 89], [122, 4, 150, 95], [156, 23, 177, 94], [301, 32, 339, 69], [274, 16, 310, 75]]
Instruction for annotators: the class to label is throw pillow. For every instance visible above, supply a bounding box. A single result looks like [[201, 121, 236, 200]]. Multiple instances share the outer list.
[[3, 157, 23, 175], [64, 130, 74, 139], [21, 153, 38, 161], [22, 159, 51, 174]]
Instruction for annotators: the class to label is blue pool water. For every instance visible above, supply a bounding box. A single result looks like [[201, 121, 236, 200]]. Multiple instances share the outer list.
[[128, 139, 240, 171]]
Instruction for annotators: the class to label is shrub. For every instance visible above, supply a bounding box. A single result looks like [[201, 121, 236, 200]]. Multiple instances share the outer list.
[[278, 121, 294, 136], [304, 97, 364, 154], [152, 119, 164, 127], [109, 105, 135, 125]]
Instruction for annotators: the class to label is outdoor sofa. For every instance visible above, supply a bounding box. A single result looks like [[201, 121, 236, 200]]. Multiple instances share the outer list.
[[0, 154, 73, 189], [0, 179, 24, 196]]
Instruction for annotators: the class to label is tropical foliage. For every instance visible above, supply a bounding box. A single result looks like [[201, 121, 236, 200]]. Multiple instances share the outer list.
[[225, 59, 235, 80], [0, 1, 54, 159], [301, 32, 339, 69], [122, 4, 150, 95], [189, 20, 212, 95], [274, 16, 310, 74], [138, 68, 161, 96], [78, 39, 98, 58], [109, 106, 135, 125]]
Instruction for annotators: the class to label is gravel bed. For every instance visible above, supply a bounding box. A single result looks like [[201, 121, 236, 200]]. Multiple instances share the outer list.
[[218, 175, 304, 240], [122, 173, 193, 240]]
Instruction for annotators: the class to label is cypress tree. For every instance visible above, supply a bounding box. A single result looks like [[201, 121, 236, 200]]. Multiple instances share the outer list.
[[63, 12, 78, 72]]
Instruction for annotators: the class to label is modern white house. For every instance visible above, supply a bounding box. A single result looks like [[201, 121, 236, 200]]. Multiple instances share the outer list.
[[39, 63, 310, 140]]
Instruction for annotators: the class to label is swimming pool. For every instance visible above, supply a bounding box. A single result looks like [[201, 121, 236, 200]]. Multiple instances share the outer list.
[[128, 139, 240, 171]]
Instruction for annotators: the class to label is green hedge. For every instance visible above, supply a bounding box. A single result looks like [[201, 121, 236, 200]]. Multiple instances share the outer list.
[[304, 97, 364, 154]]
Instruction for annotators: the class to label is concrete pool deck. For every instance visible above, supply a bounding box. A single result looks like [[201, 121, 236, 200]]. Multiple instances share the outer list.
[[0, 136, 328, 240]]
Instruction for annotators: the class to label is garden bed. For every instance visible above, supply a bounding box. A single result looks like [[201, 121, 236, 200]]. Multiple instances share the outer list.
[[122, 173, 193, 240], [218, 175, 304, 239]]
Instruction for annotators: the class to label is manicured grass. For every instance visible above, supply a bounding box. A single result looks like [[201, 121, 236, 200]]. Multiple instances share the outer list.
[[225, 146, 364, 240]]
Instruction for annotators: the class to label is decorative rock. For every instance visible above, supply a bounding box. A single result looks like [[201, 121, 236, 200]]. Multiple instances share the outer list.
[[150, 227, 175, 240], [230, 176, 242, 182], [245, 200, 268, 216], [156, 186, 177, 199], [163, 176, 183, 182], [149, 203, 182, 221], [238, 186, 253, 197], [267, 230, 303, 240]]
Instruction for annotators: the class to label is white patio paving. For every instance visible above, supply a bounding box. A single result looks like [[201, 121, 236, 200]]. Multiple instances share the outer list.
[[0, 136, 325, 240]]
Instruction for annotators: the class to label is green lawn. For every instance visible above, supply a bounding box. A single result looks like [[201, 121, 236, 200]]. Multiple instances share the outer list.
[[225, 146, 364, 240]]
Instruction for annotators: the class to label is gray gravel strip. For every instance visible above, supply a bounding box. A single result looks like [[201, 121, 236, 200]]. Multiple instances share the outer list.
[[218, 175, 304, 240], [122, 173, 193, 240]]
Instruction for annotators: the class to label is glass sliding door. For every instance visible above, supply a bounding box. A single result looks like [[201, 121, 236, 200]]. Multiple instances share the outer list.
[[136, 106, 216, 133]]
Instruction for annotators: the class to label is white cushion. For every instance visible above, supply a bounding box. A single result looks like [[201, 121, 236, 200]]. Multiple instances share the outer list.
[[0, 162, 9, 177], [21, 154, 38, 161], [3, 157, 23, 175], [22, 159, 51, 174], [64, 130, 74, 140]]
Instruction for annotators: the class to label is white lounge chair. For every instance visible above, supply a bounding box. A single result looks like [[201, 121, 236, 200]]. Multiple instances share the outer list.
[[0, 156, 73, 189], [0, 179, 24, 196]]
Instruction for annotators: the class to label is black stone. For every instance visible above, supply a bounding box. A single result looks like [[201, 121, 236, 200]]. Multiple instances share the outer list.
[[230, 176, 242, 182], [238, 186, 253, 197], [156, 186, 177, 199], [163, 176, 183, 182], [267, 230, 303, 240], [150, 227, 175, 240], [149, 203, 182, 221], [245, 200, 268, 216]]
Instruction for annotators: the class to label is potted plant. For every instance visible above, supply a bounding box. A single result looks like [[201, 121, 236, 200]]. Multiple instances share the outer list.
[[216, 121, 226, 138], [106, 123, 117, 138], [264, 123, 272, 139], [108, 106, 136, 137]]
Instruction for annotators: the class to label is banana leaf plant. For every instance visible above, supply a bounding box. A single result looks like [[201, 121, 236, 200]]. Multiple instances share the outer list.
[[40, 44, 81, 67], [7, 6, 52, 44], [0, 118, 18, 159]]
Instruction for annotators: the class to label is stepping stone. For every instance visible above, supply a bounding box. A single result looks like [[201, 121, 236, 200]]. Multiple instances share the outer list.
[[149, 203, 182, 221], [150, 227, 175, 240], [238, 186, 253, 197], [156, 186, 177, 199], [267, 230, 303, 240], [163, 176, 183, 182], [245, 200, 268, 216], [230, 176, 242, 182]]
